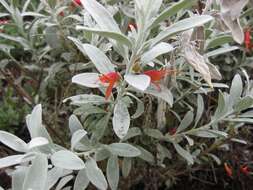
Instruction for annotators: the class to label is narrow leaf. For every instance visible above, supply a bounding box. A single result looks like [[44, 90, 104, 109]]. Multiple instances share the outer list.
[[69, 115, 83, 135], [150, 0, 197, 28], [107, 143, 141, 157], [122, 127, 142, 141], [74, 169, 90, 190], [0, 155, 25, 168], [195, 95, 204, 126], [86, 158, 108, 190], [106, 155, 119, 190], [23, 154, 48, 190], [26, 104, 52, 143], [0, 0, 12, 13], [144, 85, 173, 107], [46, 167, 64, 190], [63, 94, 108, 105], [76, 26, 132, 47], [173, 143, 194, 165], [205, 46, 239, 57], [125, 74, 151, 91], [113, 100, 130, 139], [55, 175, 74, 190], [68, 38, 115, 74], [151, 15, 213, 45], [82, 44, 115, 74], [0, 131, 28, 152], [12, 166, 27, 190], [81, 0, 121, 32], [177, 111, 194, 133], [136, 146, 155, 163], [234, 96, 253, 112], [71, 129, 88, 150], [72, 73, 100, 88], [122, 158, 132, 178], [229, 74, 242, 105], [28, 137, 49, 149], [141, 42, 174, 64], [51, 150, 85, 170]]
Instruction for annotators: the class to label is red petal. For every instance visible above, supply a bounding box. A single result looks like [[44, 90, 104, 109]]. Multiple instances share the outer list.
[[224, 163, 233, 177], [73, 0, 82, 6], [240, 165, 250, 175], [105, 81, 115, 100]]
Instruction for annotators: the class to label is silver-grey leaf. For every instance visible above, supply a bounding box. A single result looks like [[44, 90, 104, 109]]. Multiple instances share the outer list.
[[141, 42, 174, 64], [113, 100, 130, 139], [69, 115, 83, 135], [81, 0, 121, 33], [51, 150, 85, 170], [86, 158, 108, 190], [107, 143, 141, 157], [106, 155, 119, 190], [74, 169, 90, 190], [12, 166, 28, 190], [0, 155, 25, 168], [0, 131, 28, 152], [173, 143, 194, 165], [22, 154, 48, 190], [71, 129, 88, 150]]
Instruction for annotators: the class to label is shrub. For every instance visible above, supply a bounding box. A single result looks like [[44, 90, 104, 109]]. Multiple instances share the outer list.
[[0, 0, 253, 189]]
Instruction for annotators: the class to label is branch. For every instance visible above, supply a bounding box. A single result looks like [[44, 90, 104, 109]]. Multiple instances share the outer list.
[[0, 69, 33, 105]]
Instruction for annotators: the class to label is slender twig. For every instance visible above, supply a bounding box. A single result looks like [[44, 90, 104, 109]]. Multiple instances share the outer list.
[[0, 69, 33, 105]]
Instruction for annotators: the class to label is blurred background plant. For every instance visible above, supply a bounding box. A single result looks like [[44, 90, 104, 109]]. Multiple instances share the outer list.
[[0, 86, 30, 132]]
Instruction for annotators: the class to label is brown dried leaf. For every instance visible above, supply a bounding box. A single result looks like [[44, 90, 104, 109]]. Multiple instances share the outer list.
[[206, 61, 222, 80], [220, 0, 248, 20], [182, 30, 215, 86], [184, 44, 213, 88], [219, 0, 248, 44]]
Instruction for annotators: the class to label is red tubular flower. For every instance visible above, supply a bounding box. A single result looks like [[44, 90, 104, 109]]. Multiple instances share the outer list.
[[59, 11, 64, 17], [240, 165, 250, 175], [244, 28, 252, 52], [99, 72, 121, 100], [128, 23, 137, 31], [143, 68, 176, 90], [224, 163, 233, 177], [0, 19, 9, 33], [169, 127, 177, 135], [0, 19, 9, 25], [73, 0, 82, 6]]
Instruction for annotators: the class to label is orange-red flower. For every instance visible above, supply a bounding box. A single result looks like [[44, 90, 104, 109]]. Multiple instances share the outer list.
[[99, 72, 121, 100], [224, 162, 233, 177], [240, 165, 250, 175], [244, 28, 252, 52], [143, 68, 176, 90]]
